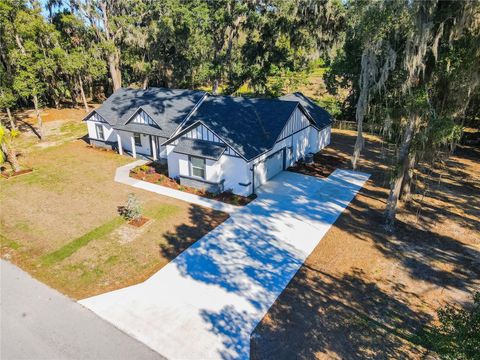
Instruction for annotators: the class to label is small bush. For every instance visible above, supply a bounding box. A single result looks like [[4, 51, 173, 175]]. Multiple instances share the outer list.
[[139, 164, 150, 172], [120, 193, 142, 221], [427, 292, 480, 359]]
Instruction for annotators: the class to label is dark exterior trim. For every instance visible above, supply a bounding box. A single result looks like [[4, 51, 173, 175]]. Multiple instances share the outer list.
[[89, 138, 117, 150], [188, 155, 206, 180], [84, 111, 108, 124], [162, 120, 246, 161], [124, 107, 161, 128], [179, 175, 225, 194], [170, 93, 209, 138], [173, 141, 226, 161]]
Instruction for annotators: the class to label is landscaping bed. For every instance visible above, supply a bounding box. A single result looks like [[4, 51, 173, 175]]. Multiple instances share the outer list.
[[130, 162, 256, 206], [287, 151, 347, 178], [1, 168, 33, 178]]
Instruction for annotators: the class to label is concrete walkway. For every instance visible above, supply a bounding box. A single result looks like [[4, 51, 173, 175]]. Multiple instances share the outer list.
[[80, 170, 370, 360], [0, 260, 163, 360], [116, 160, 241, 214]]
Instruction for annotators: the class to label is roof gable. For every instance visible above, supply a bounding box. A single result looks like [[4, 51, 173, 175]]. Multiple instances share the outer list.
[[92, 87, 206, 138], [126, 108, 160, 128], [279, 92, 333, 129], [186, 96, 299, 161]]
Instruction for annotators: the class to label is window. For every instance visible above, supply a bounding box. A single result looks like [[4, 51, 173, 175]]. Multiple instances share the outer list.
[[134, 133, 142, 146], [190, 156, 205, 179], [95, 124, 104, 140]]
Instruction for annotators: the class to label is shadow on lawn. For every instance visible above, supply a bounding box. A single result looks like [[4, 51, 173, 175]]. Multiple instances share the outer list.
[[251, 267, 430, 360], [151, 130, 478, 359], [158, 204, 229, 261], [251, 131, 479, 359]]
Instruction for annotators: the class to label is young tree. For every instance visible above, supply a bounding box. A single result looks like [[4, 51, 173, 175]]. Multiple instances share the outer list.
[[0, 124, 20, 172]]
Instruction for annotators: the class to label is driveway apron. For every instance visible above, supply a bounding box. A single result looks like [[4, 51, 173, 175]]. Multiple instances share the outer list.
[[80, 169, 370, 360]]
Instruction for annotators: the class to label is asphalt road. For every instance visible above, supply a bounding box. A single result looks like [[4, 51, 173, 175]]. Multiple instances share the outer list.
[[0, 259, 164, 360]]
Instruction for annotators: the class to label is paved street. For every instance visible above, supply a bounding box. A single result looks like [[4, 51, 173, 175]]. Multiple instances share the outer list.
[[0, 260, 163, 360]]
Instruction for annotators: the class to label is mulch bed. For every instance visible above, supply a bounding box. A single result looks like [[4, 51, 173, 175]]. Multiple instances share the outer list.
[[287, 152, 347, 178], [130, 162, 256, 206], [1, 168, 33, 179], [128, 216, 150, 227]]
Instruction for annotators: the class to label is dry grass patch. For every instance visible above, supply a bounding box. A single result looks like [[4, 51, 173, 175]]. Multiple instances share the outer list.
[[1, 139, 228, 299], [252, 129, 480, 359]]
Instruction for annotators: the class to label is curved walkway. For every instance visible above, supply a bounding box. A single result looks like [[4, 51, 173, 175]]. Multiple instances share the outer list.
[[80, 169, 370, 360], [115, 160, 241, 214]]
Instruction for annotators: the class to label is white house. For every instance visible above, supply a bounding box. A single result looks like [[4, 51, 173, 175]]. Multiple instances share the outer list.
[[85, 88, 332, 196]]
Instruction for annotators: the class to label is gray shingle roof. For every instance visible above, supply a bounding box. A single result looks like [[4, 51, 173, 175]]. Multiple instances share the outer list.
[[185, 96, 299, 160], [93, 87, 205, 138], [279, 92, 333, 129], [173, 138, 227, 160]]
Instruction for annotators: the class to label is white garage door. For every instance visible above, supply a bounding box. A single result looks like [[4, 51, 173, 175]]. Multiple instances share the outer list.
[[254, 149, 284, 189]]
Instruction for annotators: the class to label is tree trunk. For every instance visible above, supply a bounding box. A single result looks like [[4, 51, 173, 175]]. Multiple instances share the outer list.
[[142, 75, 149, 90], [352, 122, 364, 169], [212, 79, 219, 95], [6, 107, 16, 131], [78, 76, 89, 112], [1, 141, 20, 172], [385, 114, 418, 232], [400, 151, 416, 203], [108, 50, 122, 91], [70, 77, 79, 108], [32, 94, 43, 141]]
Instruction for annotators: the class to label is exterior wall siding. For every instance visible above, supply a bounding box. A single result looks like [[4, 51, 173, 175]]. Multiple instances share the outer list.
[[86, 119, 116, 143], [117, 130, 152, 156], [167, 146, 251, 196], [277, 107, 311, 140], [129, 110, 158, 126]]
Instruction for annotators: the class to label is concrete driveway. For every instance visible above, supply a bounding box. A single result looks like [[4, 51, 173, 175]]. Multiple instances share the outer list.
[[80, 170, 369, 360]]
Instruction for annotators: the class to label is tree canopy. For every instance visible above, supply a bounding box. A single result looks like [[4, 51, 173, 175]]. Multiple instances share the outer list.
[[0, 0, 478, 229]]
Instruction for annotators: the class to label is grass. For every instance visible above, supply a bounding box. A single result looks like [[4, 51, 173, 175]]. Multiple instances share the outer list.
[[41, 216, 125, 266], [0, 233, 21, 250], [145, 203, 181, 219], [39, 203, 182, 268], [0, 111, 228, 299]]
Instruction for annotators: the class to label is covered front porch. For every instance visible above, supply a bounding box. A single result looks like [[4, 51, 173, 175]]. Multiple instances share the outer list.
[[115, 130, 168, 162]]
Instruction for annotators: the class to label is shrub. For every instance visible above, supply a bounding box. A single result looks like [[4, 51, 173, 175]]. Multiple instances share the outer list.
[[427, 292, 480, 359], [120, 193, 142, 221]]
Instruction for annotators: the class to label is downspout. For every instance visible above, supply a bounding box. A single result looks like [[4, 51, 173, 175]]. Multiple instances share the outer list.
[[251, 161, 256, 196]]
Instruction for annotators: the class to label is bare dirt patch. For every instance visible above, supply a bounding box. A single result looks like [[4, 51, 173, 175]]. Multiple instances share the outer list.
[[128, 216, 150, 227], [0, 140, 228, 299], [251, 129, 480, 359], [287, 152, 348, 178]]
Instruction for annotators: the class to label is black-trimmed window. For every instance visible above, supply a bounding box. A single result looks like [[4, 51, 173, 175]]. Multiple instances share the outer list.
[[190, 156, 205, 179], [95, 124, 104, 140], [134, 133, 142, 146]]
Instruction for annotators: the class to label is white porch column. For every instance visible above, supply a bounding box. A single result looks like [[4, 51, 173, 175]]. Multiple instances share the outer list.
[[116, 133, 123, 155], [131, 135, 137, 158], [151, 136, 157, 161]]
